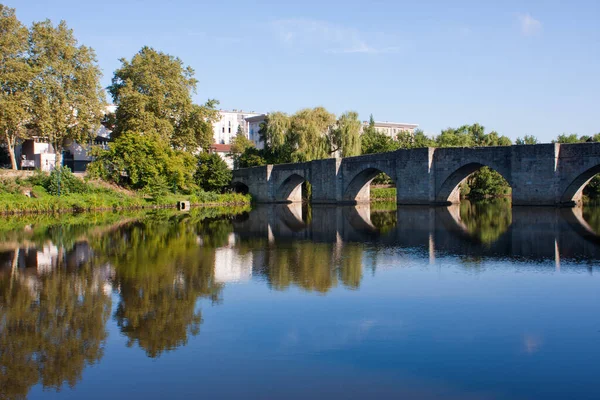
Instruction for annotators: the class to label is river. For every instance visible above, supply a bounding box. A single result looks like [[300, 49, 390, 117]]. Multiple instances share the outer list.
[[0, 201, 599, 399]]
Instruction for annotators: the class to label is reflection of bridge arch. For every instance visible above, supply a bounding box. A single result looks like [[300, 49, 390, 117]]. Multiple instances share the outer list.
[[233, 204, 600, 261]]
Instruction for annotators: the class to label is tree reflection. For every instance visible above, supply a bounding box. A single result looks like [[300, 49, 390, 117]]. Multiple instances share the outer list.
[[0, 258, 111, 398], [92, 212, 225, 358], [258, 241, 364, 293], [582, 203, 600, 234], [459, 199, 512, 245]]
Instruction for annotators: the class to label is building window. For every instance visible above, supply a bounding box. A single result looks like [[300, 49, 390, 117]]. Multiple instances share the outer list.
[[222, 127, 225, 133], [228, 128, 231, 133]]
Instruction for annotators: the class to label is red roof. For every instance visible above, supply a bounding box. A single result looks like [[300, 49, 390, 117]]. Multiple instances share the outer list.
[[209, 144, 232, 152]]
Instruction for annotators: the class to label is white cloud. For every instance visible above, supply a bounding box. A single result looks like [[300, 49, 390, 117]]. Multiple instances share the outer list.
[[518, 13, 542, 36], [272, 18, 403, 54]]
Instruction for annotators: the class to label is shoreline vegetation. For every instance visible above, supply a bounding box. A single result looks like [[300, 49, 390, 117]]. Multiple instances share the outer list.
[[0, 169, 250, 215]]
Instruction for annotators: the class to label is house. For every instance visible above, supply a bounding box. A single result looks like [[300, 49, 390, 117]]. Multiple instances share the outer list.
[[208, 143, 234, 169]]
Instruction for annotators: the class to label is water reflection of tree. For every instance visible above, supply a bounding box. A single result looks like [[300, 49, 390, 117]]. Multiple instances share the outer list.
[[582, 204, 600, 234], [459, 199, 512, 245], [255, 241, 364, 293], [0, 264, 111, 398], [92, 213, 225, 358]]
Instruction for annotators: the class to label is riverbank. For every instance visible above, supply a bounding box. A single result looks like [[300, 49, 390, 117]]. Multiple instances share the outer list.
[[0, 172, 250, 214]]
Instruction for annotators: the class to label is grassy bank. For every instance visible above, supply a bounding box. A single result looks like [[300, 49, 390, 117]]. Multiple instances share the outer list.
[[0, 171, 250, 214], [370, 187, 397, 201]]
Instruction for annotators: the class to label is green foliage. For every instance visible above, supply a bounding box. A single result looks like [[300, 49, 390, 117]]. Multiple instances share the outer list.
[[332, 111, 362, 157], [554, 134, 580, 144], [230, 128, 255, 168], [515, 135, 539, 145], [195, 152, 232, 192], [29, 19, 105, 165], [465, 166, 511, 199], [108, 46, 218, 151], [237, 147, 267, 168], [47, 166, 89, 195], [370, 187, 397, 200], [361, 129, 399, 154], [87, 131, 195, 192], [0, 5, 32, 169], [460, 199, 512, 245]]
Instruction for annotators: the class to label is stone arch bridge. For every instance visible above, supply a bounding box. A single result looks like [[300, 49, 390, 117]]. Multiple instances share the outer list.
[[232, 143, 600, 206]]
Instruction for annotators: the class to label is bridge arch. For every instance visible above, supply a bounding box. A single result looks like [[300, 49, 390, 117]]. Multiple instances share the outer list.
[[231, 181, 249, 195], [275, 173, 308, 203], [435, 162, 512, 204], [343, 166, 397, 203], [560, 164, 600, 206]]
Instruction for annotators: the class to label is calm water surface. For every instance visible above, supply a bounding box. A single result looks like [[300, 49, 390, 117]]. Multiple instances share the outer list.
[[1, 201, 599, 400]]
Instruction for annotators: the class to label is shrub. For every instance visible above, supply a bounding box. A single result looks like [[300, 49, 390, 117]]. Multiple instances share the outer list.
[[46, 167, 89, 195], [195, 152, 232, 192]]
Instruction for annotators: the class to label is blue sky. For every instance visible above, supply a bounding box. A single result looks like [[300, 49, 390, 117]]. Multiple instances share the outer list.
[[8, 0, 600, 142]]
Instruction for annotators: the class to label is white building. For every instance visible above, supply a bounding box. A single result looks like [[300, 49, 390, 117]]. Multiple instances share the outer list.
[[245, 114, 266, 149], [212, 110, 262, 145], [363, 121, 419, 137]]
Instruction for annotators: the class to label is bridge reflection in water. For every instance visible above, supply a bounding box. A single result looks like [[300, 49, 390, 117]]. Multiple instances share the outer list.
[[233, 202, 600, 266]]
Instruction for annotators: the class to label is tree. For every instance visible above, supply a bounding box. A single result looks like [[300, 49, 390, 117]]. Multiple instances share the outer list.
[[29, 19, 105, 167], [288, 107, 336, 162], [230, 128, 255, 169], [554, 133, 580, 144], [412, 129, 436, 148], [258, 111, 290, 150], [195, 152, 232, 192], [87, 131, 195, 192], [331, 111, 361, 157], [361, 129, 398, 154], [108, 46, 218, 150], [515, 135, 538, 145], [0, 5, 31, 170]]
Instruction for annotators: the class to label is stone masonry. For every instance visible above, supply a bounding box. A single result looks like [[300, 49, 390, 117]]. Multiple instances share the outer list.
[[232, 143, 600, 206]]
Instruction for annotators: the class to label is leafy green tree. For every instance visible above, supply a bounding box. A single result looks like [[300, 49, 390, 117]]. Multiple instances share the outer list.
[[436, 126, 474, 147], [361, 129, 399, 154], [515, 135, 538, 145], [108, 46, 218, 150], [230, 128, 255, 169], [362, 114, 377, 136], [0, 5, 32, 170], [29, 19, 105, 167], [258, 111, 290, 151], [331, 111, 361, 157], [412, 129, 436, 148], [288, 107, 336, 162], [237, 147, 267, 168], [87, 131, 195, 191], [195, 152, 232, 192], [554, 133, 580, 143]]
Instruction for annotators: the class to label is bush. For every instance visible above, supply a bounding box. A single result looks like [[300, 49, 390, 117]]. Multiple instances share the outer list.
[[87, 131, 195, 192], [195, 152, 232, 192], [46, 167, 89, 195]]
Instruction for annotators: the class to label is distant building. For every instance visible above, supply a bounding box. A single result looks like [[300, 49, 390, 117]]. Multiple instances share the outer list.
[[362, 121, 419, 137], [208, 143, 234, 169], [212, 110, 262, 145], [245, 114, 266, 149], [16, 105, 115, 172]]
